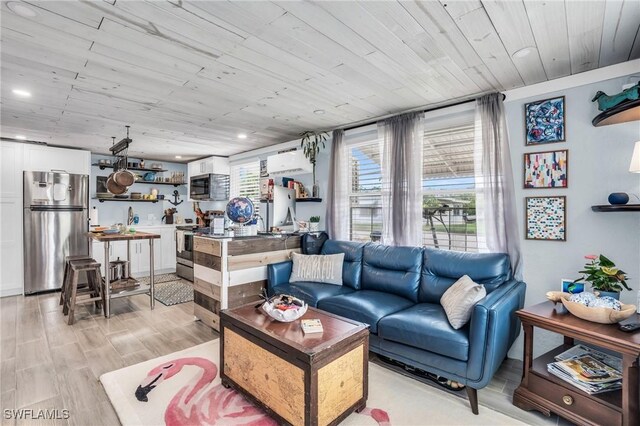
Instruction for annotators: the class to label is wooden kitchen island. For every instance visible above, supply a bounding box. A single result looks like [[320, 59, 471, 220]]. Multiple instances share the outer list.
[[192, 234, 301, 330]]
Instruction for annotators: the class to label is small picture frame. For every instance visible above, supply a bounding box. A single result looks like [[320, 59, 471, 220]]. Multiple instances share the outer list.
[[524, 96, 565, 145], [524, 149, 568, 188], [525, 196, 566, 241], [562, 279, 585, 294]]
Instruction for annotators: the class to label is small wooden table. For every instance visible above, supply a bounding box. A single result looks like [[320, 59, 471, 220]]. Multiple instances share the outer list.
[[88, 231, 160, 317], [220, 304, 369, 426], [514, 301, 640, 426]]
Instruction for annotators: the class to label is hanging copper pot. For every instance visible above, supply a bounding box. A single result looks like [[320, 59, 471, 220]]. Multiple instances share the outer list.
[[114, 169, 135, 186], [106, 174, 127, 195]]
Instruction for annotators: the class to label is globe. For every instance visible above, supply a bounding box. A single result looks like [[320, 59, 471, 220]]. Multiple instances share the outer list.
[[226, 196, 255, 224]]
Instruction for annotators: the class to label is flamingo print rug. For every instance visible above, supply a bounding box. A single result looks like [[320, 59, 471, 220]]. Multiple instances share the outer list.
[[100, 340, 524, 426]]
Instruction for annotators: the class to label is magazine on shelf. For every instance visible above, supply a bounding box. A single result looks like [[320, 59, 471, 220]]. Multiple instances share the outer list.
[[547, 364, 622, 395], [555, 344, 622, 372], [555, 355, 622, 384]]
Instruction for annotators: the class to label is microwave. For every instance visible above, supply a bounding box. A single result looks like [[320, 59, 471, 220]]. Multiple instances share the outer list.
[[189, 173, 230, 201]]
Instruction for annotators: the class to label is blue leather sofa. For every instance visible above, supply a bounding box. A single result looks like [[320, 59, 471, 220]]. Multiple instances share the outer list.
[[268, 240, 526, 414]]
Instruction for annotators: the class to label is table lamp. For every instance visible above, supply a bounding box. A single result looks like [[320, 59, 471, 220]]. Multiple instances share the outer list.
[[630, 141, 640, 173]]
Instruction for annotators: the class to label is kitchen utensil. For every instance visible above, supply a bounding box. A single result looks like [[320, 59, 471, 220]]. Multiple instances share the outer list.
[[103, 229, 119, 235], [114, 169, 135, 186], [106, 174, 126, 195]]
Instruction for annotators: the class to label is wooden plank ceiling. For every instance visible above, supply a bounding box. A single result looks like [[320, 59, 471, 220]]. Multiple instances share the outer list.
[[1, 0, 638, 161]]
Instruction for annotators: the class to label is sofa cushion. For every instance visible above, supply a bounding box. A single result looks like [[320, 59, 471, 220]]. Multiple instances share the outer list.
[[419, 248, 511, 303], [378, 303, 470, 361], [318, 290, 414, 334], [362, 244, 423, 302], [271, 282, 354, 308], [321, 240, 366, 290], [290, 252, 344, 285], [440, 275, 487, 329]]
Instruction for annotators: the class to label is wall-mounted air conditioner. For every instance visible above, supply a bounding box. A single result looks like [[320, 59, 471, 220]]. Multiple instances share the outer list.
[[266, 150, 313, 176]]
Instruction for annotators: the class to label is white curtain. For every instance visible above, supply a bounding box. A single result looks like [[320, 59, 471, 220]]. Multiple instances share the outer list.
[[474, 93, 523, 280], [378, 112, 424, 247], [325, 129, 349, 240]]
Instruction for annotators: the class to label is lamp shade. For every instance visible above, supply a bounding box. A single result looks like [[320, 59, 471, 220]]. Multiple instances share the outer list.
[[631, 141, 640, 173]]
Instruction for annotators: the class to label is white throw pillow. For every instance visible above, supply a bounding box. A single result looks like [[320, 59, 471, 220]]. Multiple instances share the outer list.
[[289, 252, 344, 286], [440, 275, 487, 329]]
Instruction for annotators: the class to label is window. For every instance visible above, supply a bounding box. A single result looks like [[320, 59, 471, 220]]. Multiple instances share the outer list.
[[230, 161, 261, 214], [422, 123, 477, 252], [344, 114, 477, 252], [347, 132, 382, 242]]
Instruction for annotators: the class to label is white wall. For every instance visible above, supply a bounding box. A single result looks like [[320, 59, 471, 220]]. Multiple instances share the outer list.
[[505, 75, 640, 357], [229, 138, 331, 230]]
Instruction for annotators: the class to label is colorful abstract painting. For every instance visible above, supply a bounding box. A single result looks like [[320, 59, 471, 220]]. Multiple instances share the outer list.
[[524, 96, 565, 144], [526, 196, 566, 241], [524, 150, 568, 188]]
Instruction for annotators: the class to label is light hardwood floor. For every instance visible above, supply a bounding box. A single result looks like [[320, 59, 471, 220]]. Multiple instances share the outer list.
[[0, 292, 217, 426], [1, 291, 567, 426]]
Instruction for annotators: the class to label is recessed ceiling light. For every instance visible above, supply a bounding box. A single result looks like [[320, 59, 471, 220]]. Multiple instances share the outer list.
[[512, 47, 534, 59], [175, 155, 182, 159], [7, 2, 38, 17], [12, 89, 31, 97], [314, 109, 325, 115], [237, 133, 247, 139], [15, 135, 26, 140]]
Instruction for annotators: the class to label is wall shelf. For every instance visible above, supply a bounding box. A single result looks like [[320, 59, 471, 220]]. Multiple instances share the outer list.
[[134, 181, 185, 187], [591, 204, 640, 212], [260, 198, 322, 203], [91, 163, 167, 172], [94, 198, 161, 203], [592, 99, 640, 127]]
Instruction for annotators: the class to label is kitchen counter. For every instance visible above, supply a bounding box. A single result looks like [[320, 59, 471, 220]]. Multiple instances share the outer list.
[[192, 234, 301, 330]]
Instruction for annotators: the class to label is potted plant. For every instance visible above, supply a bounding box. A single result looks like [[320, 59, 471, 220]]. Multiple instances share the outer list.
[[574, 254, 631, 299], [300, 131, 328, 198], [309, 216, 320, 232]]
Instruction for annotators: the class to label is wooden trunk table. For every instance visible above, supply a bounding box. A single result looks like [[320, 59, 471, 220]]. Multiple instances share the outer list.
[[514, 301, 640, 426], [220, 304, 369, 426]]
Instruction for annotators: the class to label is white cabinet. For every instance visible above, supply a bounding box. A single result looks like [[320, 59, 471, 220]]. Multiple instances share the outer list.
[[160, 227, 177, 271], [23, 145, 90, 175], [188, 156, 230, 176], [0, 142, 24, 296], [131, 239, 162, 277]]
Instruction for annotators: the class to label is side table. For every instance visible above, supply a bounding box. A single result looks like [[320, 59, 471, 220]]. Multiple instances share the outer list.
[[513, 301, 640, 426]]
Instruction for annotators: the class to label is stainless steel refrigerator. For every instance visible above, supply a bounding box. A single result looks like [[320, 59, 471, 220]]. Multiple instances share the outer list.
[[23, 171, 89, 294]]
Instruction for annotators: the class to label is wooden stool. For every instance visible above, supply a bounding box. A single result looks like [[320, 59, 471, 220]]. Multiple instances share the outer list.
[[59, 254, 93, 306], [63, 259, 105, 325]]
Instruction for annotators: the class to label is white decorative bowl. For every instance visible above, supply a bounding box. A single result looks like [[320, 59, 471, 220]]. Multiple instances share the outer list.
[[262, 295, 308, 322]]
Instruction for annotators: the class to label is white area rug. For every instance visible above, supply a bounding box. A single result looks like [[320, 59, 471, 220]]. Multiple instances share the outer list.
[[100, 340, 525, 426]]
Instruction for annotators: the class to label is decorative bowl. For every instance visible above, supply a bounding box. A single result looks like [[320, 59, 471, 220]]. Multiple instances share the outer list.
[[262, 294, 308, 322], [560, 297, 636, 324], [103, 229, 120, 235]]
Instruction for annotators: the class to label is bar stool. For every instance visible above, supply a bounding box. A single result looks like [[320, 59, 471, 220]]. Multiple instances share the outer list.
[[63, 259, 105, 325], [59, 254, 93, 306]]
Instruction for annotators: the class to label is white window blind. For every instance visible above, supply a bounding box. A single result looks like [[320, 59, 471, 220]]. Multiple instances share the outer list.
[[230, 161, 261, 214]]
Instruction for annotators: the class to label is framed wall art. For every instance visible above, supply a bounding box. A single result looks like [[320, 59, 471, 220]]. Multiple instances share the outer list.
[[525, 196, 566, 241], [524, 149, 568, 188], [524, 96, 565, 145]]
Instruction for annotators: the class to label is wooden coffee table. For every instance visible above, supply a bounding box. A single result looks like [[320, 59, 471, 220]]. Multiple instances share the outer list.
[[220, 304, 369, 426]]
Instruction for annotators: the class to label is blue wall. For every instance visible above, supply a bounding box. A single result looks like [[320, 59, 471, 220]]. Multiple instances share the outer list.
[[90, 154, 195, 226]]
